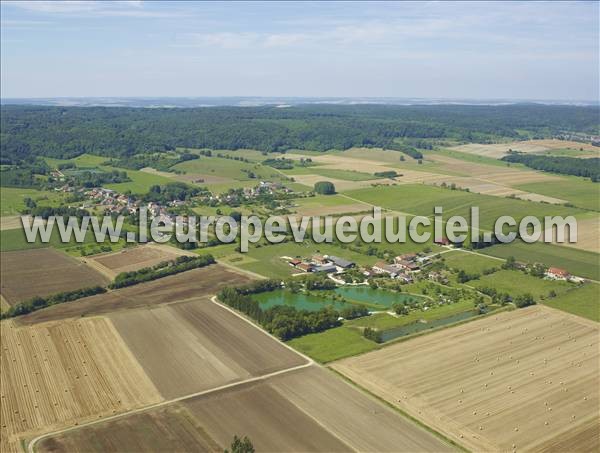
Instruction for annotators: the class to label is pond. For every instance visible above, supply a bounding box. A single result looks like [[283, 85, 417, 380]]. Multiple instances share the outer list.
[[251, 289, 354, 312], [379, 310, 481, 342], [251, 286, 428, 312], [333, 286, 428, 309]]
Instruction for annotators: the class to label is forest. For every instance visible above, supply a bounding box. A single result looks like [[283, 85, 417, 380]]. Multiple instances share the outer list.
[[502, 153, 600, 181], [2, 104, 598, 164]]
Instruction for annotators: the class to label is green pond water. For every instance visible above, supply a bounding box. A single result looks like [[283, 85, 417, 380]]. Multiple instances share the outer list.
[[379, 310, 481, 342], [333, 286, 427, 309], [251, 290, 352, 312], [251, 286, 428, 312]]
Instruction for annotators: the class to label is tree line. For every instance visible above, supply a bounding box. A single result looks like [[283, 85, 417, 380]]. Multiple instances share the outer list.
[[1, 286, 106, 319], [110, 254, 215, 288], [502, 153, 600, 182]]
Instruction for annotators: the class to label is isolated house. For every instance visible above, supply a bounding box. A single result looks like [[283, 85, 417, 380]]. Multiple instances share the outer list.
[[546, 267, 570, 280]]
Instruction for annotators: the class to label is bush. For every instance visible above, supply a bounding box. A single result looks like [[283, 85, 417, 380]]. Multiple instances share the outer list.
[[313, 181, 336, 195]]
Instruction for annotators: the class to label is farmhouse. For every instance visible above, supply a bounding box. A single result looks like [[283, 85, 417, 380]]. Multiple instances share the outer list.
[[297, 263, 314, 273], [313, 264, 337, 274], [546, 267, 571, 280], [288, 258, 302, 267], [328, 255, 355, 269], [395, 253, 417, 263], [435, 237, 451, 246], [395, 260, 420, 272], [312, 254, 328, 265], [373, 261, 398, 277]]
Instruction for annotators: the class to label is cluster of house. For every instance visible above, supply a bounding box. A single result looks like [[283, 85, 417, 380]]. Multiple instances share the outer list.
[[85, 188, 182, 223], [367, 253, 426, 283], [85, 188, 138, 214], [208, 181, 293, 206], [288, 252, 432, 284], [288, 254, 356, 274]]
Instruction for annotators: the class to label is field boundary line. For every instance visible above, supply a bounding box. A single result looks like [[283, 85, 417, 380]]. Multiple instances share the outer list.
[[27, 295, 313, 453], [27, 362, 315, 453]]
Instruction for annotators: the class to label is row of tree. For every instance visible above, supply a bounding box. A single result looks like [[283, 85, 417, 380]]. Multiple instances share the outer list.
[[110, 254, 215, 288], [0, 286, 106, 319]]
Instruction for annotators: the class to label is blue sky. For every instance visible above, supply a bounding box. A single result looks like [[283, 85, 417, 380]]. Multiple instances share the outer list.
[[1, 1, 598, 100]]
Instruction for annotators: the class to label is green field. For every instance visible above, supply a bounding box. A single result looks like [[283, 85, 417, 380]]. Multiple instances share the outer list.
[[480, 240, 600, 281], [294, 194, 369, 210], [287, 326, 378, 363], [173, 155, 286, 182], [432, 148, 520, 168], [104, 168, 172, 194], [346, 298, 478, 330], [1, 187, 68, 216], [543, 283, 599, 322], [0, 225, 103, 252], [515, 177, 600, 211], [471, 269, 573, 300], [442, 250, 503, 273], [346, 184, 585, 230], [311, 169, 377, 181]]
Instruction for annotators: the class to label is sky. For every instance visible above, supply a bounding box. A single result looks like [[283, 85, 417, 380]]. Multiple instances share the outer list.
[[1, 1, 598, 101]]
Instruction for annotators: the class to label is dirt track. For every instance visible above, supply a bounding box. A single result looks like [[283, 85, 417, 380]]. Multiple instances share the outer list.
[[333, 306, 600, 452]]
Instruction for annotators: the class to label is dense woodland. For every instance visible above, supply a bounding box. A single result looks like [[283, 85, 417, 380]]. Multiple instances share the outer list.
[[501, 153, 600, 182], [2, 104, 598, 164]]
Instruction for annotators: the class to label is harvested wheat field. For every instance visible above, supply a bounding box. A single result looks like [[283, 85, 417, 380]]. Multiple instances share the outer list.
[[184, 379, 352, 452], [293, 174, 392, 191], [0, 249, 109, 306], [333, 306, 600, 452], [37, 404, 221, 453], [450, 142, 550, 158], [90, 243, 190, 274], [110, 299, 307, 398], [450, 140, 599, 159], [267, 366, 454, 452], [0, 317, 160, 453], [16, 264, 252, 325], [39, 365, 452, 453], [541, 215, 600, 253]]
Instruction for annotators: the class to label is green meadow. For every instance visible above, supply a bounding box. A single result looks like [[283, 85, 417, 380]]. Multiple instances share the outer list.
[[346, 184, 585, 230], [515, 177, 600, 211], [480, 240, 600, 281], [471, 269, 573, 300], [543, 283, 599, 322], [287, 326, 378, 363], [1, 187, 68, 216], [442, 250, 503, 274]]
